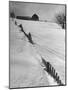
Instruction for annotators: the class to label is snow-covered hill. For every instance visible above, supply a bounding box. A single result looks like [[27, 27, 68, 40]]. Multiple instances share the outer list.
[[10, 18, 65, 88]]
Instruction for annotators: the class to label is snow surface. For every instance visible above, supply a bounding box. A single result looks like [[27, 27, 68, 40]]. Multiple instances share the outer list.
[[10, 18, 65, 88]]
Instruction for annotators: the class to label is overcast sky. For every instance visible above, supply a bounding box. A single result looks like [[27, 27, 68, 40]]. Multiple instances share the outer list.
[[10, 1, 65, 21]]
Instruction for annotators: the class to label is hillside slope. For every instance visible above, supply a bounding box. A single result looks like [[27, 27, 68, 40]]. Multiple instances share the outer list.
[[10, 18, 65, 88]]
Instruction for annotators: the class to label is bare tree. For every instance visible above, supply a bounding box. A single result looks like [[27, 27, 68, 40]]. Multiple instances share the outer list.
[[54, 12, 66, 29], [10, 11, 15, 21]]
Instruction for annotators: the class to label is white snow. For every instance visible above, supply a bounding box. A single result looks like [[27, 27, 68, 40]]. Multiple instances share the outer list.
[[10, 18, 65, 88]]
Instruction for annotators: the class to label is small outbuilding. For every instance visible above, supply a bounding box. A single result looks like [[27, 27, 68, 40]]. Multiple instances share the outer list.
[[32, 14, 39, 21]]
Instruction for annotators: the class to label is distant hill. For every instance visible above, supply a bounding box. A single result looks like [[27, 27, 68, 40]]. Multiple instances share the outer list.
[[16, 16, 32, 20]]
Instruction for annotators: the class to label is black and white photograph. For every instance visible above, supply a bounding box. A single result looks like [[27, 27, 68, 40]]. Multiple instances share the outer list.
[[9, 1, 66, 89]]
